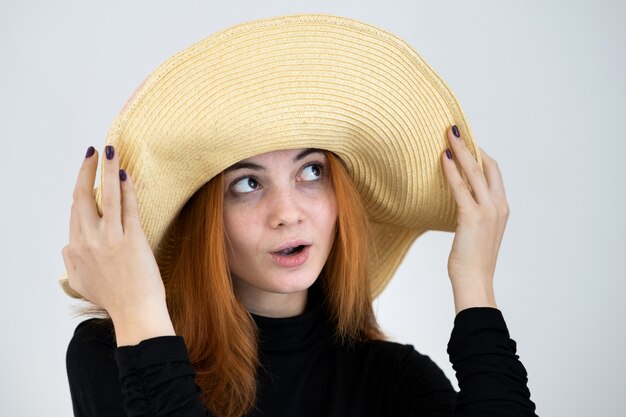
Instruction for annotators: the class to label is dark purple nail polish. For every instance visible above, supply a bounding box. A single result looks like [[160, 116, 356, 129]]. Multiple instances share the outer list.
[[452, 125, 460, 138], [446, 149, 453, 160], [85, 146, 95, 158], [105, 145, 115, 160], [119, 169, 127, 181]]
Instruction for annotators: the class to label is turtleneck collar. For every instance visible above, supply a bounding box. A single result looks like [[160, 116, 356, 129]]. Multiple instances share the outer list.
[[250, 285, 332, 354]]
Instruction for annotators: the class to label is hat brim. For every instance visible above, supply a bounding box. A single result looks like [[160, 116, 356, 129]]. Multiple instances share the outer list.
[[59, 13, 480, 300]]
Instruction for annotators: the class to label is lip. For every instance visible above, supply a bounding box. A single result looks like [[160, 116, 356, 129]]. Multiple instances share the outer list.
[[272, 239, 311, 253], [270, 245, 310, 268], [270, 240, 311, 268]]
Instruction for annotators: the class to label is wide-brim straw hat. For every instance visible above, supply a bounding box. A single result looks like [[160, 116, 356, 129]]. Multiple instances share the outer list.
[[59, 13, 481, 300]]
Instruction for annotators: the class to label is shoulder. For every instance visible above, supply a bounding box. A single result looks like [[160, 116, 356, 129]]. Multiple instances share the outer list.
[[66, 318, 117, 376], [66, 319, 127, 416], [358, 339, 450, 381], [66, 319, 119, 412], [68, 318, 116, 351], [357, 339, 431, 362], [350, 339, 455, 412]]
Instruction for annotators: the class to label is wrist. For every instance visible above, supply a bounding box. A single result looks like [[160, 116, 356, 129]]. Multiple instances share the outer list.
[[110, 301, 176, 347], [450, 278, 497, 315]]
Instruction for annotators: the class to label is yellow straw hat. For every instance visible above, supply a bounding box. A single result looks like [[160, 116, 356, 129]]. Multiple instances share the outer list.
[[59, 13, 480, 299]]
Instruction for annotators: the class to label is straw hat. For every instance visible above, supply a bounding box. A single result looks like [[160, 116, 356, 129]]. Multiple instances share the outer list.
[[59, 13, 480, 299]]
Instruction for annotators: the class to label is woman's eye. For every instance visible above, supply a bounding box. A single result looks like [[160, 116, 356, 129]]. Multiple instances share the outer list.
[[301, 164, 322, 181], [231, 177, 260, 193]]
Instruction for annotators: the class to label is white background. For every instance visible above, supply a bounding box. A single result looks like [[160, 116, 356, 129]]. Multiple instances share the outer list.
[[1, 1, 624, 415]]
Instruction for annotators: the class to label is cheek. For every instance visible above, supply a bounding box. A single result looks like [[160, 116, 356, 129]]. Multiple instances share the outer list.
[[223, 207, 254, 253], [326, 187, 338, 221], [311, 194, 337, 238]]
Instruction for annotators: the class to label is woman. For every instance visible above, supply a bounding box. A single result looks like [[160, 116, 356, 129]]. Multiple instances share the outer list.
[[61, 14, 537, 417]]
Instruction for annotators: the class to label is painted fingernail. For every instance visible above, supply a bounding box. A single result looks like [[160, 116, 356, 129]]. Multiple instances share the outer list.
[[85, 146, 95, 158], [452, 125, 460, 138], [119, 169, 127, 181], [105, 145, 115, 160], [446, 149, 453, 160]]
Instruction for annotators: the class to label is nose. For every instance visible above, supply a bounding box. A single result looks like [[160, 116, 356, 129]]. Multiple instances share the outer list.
[[267, 187, 304, 229]]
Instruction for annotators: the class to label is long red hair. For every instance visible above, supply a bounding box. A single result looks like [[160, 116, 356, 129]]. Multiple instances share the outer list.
[[92, 151, 383, 417]]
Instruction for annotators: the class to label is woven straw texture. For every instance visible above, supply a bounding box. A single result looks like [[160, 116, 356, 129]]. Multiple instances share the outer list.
[[59, 13, 480, 299]]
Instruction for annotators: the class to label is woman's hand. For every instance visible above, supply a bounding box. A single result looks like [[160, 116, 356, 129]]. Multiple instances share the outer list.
[[441, 126, 510, 314], [61, 145, 175, 345]]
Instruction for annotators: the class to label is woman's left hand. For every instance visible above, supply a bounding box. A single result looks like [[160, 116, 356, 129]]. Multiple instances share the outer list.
[[441, 125, 510, 314]]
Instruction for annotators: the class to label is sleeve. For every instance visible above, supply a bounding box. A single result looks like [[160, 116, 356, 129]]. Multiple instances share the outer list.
[[66, 319, 127, 417], [66, 318, 212, 417], [391, 345, 457, 416], [115, 336, 211, 417], [392, 308, 537, 417], [446, 307, 538, 417]]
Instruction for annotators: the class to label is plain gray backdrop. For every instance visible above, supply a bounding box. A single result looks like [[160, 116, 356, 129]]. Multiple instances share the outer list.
[[1, 0, 624, 415]]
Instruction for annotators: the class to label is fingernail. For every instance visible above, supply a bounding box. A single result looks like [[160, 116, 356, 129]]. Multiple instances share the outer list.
[[452, 125, 460, 138], [119, 169, 127, 181], [85, 146, 95, 158], [105, 145, 115, 160], [445, 149, 453, 160]]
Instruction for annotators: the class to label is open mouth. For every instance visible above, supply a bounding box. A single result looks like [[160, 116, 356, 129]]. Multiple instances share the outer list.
[[275, 245, 307, 256]]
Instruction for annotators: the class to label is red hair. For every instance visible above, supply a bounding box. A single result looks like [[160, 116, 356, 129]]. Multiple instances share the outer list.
[[90, 151, 383, 417]]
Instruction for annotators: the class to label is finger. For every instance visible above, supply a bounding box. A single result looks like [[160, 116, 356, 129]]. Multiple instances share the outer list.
[[72, 146, 99, 215], [441, 147, 477, 210], [479, 147, 510, 218], [446, 126, 491, 205], [119, 169, 142, 235], [101, 145, 123, 235], [71, 147, 100, 238], [478, 147, 507, 202], [69, 201, 82, 244]]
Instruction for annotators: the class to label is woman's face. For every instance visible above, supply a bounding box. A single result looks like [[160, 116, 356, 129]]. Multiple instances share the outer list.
[[222, 148, 337, 317]]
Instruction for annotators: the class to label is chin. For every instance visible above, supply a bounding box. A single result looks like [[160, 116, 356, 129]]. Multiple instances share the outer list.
[[272, 277, 319, 295], [266, 268, 321, 295]]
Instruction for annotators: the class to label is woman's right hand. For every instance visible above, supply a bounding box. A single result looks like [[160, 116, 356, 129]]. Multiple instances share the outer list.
[[61, 145, 175, 346]]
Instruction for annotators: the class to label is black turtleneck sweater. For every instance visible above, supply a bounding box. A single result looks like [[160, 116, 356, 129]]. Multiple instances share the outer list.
[[66, 295, 537, 416]]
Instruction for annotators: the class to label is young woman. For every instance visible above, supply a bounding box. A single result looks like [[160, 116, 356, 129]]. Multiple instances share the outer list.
[[61, 14, 537, 417]]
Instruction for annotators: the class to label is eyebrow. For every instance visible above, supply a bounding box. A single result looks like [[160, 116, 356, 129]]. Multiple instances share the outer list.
[[224, 148, 324, 173], [294, 148, 323, 161], [224, 161, 265, 173]]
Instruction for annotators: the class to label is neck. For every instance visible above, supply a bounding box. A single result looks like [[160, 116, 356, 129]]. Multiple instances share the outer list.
[[233, 283, 308, 318]]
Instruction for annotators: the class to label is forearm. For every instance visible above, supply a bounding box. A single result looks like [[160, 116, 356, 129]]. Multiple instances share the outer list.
[[448, 308, 537, 416], [116, 336, 212, 416], [67, 318, 210, 417]]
